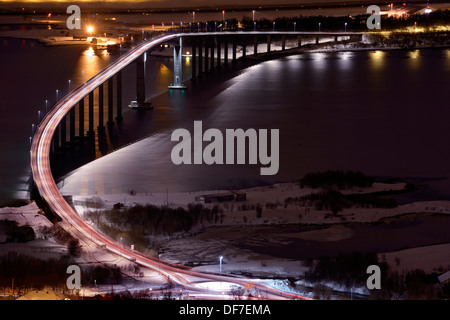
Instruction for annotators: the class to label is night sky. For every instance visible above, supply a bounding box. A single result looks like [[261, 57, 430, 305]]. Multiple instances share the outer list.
[[0, 0, 372, 9]]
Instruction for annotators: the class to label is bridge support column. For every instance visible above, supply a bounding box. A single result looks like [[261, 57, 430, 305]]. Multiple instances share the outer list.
[[216, 38, 221, 69], [297, 36, 302, 48], [116, 70, 123, 121], [88, 91, 95, 137], [232, 38, 237, 64], [315, 36, 320, 44], [224, 38, 228, 66], [69, 106, 75, 144], [282, 35, 286, 51], [267, 35, 271, 53], [78, 98, 84, 138], [60, 116, 66, 148], [98, 83, 105, 131], [210, 38, 215, 72], [242, 40, 247, 60], [136, 54, 146, 106], [107, 78, 114, 126], [204, 38, 209, 73], [254, 36, 258, 55], [198, 37, 203, 78], [169, 37, 187, 89], [335, 36, 338, 42], [191, 39, 197, 81], [53, 125, 60, 153]]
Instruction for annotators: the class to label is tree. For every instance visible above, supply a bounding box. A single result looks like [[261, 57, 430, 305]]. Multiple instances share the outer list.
[[256, 205, 263, 218], [68, 239, 82, 258]]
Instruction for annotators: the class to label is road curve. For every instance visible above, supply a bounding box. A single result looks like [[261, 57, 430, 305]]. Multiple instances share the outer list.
[[30, 32, 315, 299]]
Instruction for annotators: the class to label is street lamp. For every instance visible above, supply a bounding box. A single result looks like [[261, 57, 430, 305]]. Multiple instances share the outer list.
[[45, 99, 48, 113], [219, 256, 223, 273], [68, 79, 71, 91], [254, 21, 256, 31], [222, 10, 225, 23], [252, 10, 255, 22], [294, 21, 297, 31], [345, 22, 348, 32], [273, 21, 275, 31], [192, 11, 195, 23], [38, 110, 41, 123], [87, 25, 94, 35], [319, 22, 321, 32], [56, 89, 59, 101]]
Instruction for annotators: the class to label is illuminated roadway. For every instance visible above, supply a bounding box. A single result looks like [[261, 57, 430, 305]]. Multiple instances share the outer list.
[[30, 31, 359, 299]]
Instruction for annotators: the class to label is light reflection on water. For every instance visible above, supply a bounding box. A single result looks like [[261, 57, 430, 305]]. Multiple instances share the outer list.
[[1, 37, 450, 204], [60, 48, 450, 201]]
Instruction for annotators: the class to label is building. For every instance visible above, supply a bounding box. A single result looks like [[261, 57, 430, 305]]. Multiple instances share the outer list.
[[195, 190, 247, 203]]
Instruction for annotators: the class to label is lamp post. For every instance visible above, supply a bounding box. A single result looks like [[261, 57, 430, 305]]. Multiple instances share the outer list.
[[294, 21, 297, 31], [252, 10, 255, 22], [222, 10, 225, 23], [319, 22, 321, 32], [56, 89, 59, 101], [273, 21, 275, 31], [345, 22, 347, 32], [68, 79, 71, 91], [45, 99, 48, 113], [219, 256, 223, 273], [192, 11, 195, 23]]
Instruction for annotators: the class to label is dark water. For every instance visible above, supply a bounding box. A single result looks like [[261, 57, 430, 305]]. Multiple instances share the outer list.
[[236, 214, 450, 260], [0, 37, 189, 206], [1, 36, 450, 205]]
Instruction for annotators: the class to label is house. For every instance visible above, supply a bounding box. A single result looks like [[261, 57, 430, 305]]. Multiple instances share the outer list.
[[438, 270, 450, 284]]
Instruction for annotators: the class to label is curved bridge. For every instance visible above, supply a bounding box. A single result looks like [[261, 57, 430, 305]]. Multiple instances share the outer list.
[[30, 31, 362, 299]]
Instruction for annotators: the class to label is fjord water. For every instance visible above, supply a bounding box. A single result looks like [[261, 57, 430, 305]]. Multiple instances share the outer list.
[[1, 37, 450, 205]]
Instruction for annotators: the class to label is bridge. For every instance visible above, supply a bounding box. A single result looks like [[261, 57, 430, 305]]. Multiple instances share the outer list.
[[30, 30, 363, 299]]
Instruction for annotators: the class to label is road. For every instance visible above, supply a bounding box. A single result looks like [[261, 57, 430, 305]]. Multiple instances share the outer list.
[[30, 32, 320, 299]]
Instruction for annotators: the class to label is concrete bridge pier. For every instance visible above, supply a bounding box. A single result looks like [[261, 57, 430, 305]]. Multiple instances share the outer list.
[[210, 38, 215, 72], [98, 83, 105, 131], [223, 38, 228, 66], [107, 78, 114, 126], [78, 98, 84, 138], [69, 106, 75, 144], [232, 38, 237, 64], [254, 36, 258, 55], [169, 37, 187, 89], [87, 91, 95, 137], [198, 37, 203, 78], [136, 54, 146, 106], [282, 35, 286, 51], [191, 39, 197, 81], [297, 36, 302, 48], [60, 116, 66, 149], [204, 38, 209, 73], [242, 39, 247, 60], [267, 35, 271, 53], [216, 38, 221, 69], [52, 125, 60, 154], [116, 71, 123, 121]]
